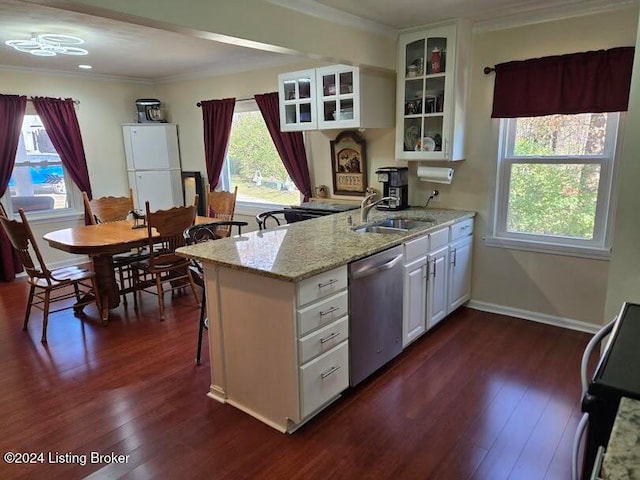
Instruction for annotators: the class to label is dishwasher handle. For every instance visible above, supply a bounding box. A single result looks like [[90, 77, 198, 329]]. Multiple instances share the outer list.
[[350, 253, 403, 280]]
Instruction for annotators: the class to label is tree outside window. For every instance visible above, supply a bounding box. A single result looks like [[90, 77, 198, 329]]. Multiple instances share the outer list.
[[222, 108, 300, 206]]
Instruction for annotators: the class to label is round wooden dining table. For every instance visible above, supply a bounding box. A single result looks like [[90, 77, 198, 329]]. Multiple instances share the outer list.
[[43, 216, 215, 324]]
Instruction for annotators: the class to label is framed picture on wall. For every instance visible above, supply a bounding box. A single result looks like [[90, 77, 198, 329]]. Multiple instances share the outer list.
[[330, 130, 367, 196]]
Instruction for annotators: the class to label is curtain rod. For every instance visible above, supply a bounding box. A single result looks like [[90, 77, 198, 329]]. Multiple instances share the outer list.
[[26, 98, 81, 105], [196, 97, 252, 107], [484, 67, 496, 74]]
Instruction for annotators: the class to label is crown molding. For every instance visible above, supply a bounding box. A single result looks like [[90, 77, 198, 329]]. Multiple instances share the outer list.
[[155, 55, 303, 84], [0, 63, 153, 84], [473, 0, 639, 33], [265, 0, 397, 37]]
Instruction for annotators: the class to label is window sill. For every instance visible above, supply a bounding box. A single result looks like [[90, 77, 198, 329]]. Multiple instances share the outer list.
[[19, 209, 84, 226], [235, 200, 299, 217], [484, 236, 611, 260]]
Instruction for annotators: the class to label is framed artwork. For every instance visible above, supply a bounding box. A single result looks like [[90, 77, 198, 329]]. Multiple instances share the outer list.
[[330, 130, 367, 196]]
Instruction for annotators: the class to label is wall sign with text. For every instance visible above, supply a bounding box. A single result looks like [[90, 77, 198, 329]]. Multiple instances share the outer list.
[[330, 130, 367, 196]]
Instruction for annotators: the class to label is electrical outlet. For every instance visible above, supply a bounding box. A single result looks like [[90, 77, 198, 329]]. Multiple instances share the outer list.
[[430, 189, 441, 203]]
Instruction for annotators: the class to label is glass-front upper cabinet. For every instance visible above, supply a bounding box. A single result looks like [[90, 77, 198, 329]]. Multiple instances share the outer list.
[[278, 65, 394, 132], [396, 21, 470, 161], [316, 65, 359, 129], [278, 69, 317, 131]]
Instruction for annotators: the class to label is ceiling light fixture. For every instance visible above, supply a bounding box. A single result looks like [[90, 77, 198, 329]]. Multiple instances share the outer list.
[[78, 64, 92, 69], [5, 33, 88, 57]]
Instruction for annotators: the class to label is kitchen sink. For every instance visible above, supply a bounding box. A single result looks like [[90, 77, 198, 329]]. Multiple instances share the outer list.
[[377, 218, 434, 230], [354, 217, 435, 234], [355, 225, 406, 234]]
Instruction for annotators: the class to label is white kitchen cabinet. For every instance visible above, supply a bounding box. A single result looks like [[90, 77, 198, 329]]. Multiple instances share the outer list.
[[395, 20, 471, 161], [278, 69, 317, 131], [278, 65, 394, 131], [402, 235, 428, 347], [425, 227, 449, 330], [447, 218, 473, 313], [204, 264, 349, 433]]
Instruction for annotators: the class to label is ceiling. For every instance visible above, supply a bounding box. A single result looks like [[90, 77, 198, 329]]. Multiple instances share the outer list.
[[0, 0, 636, 81]]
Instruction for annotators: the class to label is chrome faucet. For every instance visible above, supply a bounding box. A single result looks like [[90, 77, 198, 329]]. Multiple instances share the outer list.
[[360, 192, 397, 223]]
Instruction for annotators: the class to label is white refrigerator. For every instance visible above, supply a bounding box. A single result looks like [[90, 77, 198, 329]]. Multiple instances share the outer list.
[[122, 123, 183, 212]]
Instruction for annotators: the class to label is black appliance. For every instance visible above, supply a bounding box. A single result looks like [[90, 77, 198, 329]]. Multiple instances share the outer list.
[[284, 202, 359, 224], [135, 98, 165, 123], [375, 167, 408, 211], [579, 302, 640, 478]]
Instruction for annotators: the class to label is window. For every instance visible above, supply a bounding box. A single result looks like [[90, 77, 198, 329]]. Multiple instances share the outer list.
[[218, 100, 300, 212], [488, 113, 621, 258], [3, 114, 75, 216]]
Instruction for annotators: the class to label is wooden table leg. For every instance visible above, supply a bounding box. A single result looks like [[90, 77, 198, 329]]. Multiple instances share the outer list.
[[91, 254, 120, 324]]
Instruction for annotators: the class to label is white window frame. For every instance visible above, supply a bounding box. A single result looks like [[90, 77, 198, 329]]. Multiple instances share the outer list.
[[486, 113, 623, 259], [0, 109, 83, 223], [218, 99, 302, 216]]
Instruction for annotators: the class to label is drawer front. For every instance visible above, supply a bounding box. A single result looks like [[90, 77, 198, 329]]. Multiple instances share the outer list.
[[300, 341, 349, 418], [429, 227, 449, 251], [297, 290, 348, 337], [298, 316, 349, 364], [297, 265, 348, 307], [404, 234, 429, 262], [450, 218, 474, 242]]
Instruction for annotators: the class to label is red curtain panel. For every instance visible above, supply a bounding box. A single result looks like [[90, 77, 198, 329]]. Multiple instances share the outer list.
[[254, 92, 312, 201], [200, 98, 235, 189], [491, 47, 635, 118], [0, 94, 27, 281]]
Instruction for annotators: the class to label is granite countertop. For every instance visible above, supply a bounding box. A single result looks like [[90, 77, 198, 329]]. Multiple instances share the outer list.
[[602, 397, 640, 479], [176, 207, 475, 282]]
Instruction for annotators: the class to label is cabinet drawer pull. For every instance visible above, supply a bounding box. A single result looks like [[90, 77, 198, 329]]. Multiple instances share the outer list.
[[319, 306, 339, 317], [320, 332, 340, 344], [321, 365, 340, 379], [318, 279, 338, 288]]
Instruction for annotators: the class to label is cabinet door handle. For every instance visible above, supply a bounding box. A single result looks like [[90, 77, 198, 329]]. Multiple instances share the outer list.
[[451, 249, 457, 266], [431, 259, 437, 278], [320, 332, 340, 344], [319, 306, 339, 317], [321, 365, 340, 379], [318, 279, 338, 288]]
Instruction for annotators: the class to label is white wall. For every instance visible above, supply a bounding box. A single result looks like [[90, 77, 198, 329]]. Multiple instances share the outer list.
[[442, 7, 638, 327], [604, 9, 640, 322]]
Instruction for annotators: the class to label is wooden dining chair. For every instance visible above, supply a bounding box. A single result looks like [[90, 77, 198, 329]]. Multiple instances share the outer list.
[[205, 186, 238, 237], [0, 209, 100, 343], [82, 190, 147, 306], [131, 200, 199, 320], [256, 209, 324, 230], [184, 220, 248, 365], [82, 190, 134, 225]]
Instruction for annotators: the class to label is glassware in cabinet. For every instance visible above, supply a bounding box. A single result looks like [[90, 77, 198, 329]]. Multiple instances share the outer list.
[[317, 66, 358, 128], [396, 21, 470, 161]]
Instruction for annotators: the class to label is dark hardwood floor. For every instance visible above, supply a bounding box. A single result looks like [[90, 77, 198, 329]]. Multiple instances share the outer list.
[[0, 276, 593, 480]]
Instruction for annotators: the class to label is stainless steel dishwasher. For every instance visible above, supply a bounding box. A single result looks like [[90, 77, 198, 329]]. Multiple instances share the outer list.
[[349, 245, 404, 386]]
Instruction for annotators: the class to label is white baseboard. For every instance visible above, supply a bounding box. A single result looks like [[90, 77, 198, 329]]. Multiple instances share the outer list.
[[466, 299, 600, 334]]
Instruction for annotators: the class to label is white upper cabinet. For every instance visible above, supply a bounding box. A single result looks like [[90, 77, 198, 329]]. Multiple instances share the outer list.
[[395, 21, 470, 161], [278, 65, 394, 131], [278, 69, 317, 131]]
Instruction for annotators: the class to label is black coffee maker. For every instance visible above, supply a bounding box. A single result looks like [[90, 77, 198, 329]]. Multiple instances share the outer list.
[[375, 167, 409, 210]]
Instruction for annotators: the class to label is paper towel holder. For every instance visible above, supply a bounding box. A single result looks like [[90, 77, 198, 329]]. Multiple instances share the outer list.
[[417, 166, 454, 184]]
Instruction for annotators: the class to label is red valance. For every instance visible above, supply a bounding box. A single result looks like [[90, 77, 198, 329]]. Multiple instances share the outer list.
[[491, 47, 635, 118]]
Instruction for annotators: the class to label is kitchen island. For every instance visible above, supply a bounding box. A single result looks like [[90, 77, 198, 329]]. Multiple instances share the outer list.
[[177, 207, 475, 432]]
